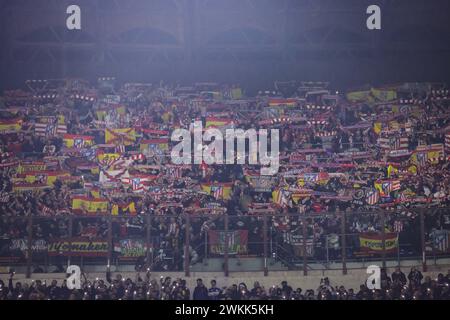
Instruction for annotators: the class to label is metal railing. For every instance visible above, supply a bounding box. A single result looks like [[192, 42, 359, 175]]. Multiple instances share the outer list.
[[0, 207, 449, 277]]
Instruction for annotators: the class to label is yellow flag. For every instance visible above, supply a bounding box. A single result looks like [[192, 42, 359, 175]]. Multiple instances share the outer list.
[[112, 202, 136, 216], [105, 128, 136, 146], [373, 122, 382, 135], [346, 90, 370, 102], [427, 150, 442, 164], [387, 164, 398, 178], [371, 88, 397, 102], [72, 197, 108, 213]]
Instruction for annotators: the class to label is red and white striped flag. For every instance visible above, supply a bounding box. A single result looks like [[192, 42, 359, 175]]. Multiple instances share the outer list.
[[40, 204, 54, 216], [395, 137, 409, 150], [212, 186, 223, 199], [390, 180, 401, 192], [131, 178, 142, 192], [35, 123, 67, 137], [378, 136, 408, 152], [153, 190, 162, 202], [445, 132, 450, 151], [115, 145, 126, 154], [366, 189, 379, 205], [393, 220, 403, 233]]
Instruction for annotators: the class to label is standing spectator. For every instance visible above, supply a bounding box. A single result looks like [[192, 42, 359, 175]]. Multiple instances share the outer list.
[[391, 267, 407, 286], [208, 280, 222, 300], [408, 267, 423, 288], [380, 268, 392, 290], [193, 278, 209, 300]]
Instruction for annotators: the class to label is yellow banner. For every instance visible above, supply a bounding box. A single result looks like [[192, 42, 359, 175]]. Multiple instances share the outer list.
[[24, 171, 70, 186], [359, 233, 398, 252]]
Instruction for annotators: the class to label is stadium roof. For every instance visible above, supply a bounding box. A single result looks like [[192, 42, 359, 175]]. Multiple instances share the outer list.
[[1, 0, 450, 91]]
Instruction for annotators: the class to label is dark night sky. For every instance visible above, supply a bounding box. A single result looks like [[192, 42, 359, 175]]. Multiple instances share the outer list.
[[1, 0, 450, 92]]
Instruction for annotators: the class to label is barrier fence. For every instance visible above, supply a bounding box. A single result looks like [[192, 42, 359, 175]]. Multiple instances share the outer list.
[[1, 207, 449, 277]]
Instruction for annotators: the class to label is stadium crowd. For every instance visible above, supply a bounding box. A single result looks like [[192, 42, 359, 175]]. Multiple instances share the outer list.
[[1, 267, 450, 300], [0, 79, 450, 270]]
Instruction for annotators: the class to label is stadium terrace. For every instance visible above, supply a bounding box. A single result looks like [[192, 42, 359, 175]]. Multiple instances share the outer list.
[[170, 121, 280, 175]]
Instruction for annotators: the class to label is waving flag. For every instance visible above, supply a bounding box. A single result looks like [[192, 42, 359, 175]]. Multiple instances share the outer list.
[[201, 183, 232, 200], [272, 188, 290, 206], [97, 153, 121, 167], [112, 202, 136, 216], [387, 164, 398, 178], [35, 122, 67, 137], [375, 180, 400, 197], [63, 134, 94, 148], [410, 152, 427, 167], [373, 122, 382, 135], [371, 88, 397, 102], [131, 177, 144, 192], [366, 189, 379, 205], [96, 105, 126, 121], [378, 135, 409, 156], [445, 132, 450, 151], [123, 174, 158, 192], [140, 139, 169, 155], [105, 128, 136, 146], [22, 171, 70, 186], [0, 119, 22, 132], [205, 117, 234, 129], [375, 181, 387, 197], [303, 173, 319, 183], [393, 221, 403, 233], [211, 186, 223, 199], [72, 197, 108, 214], [411, 144, 444, 166]]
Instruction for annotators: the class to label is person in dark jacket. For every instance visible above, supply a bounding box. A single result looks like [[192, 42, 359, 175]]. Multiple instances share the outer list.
[[408, 267, 423, 288], [391, 267, 407, 286], [380, 268, 392, 289], [193, 278, 209, 300], [8, 272, 25, 300]]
